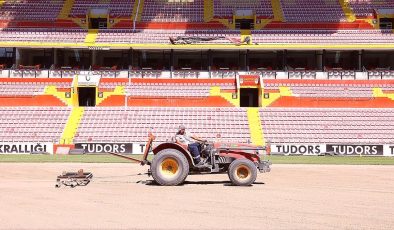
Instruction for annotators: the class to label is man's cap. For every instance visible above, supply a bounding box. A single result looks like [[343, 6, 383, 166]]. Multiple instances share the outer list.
[[178, 125, 186, 130]]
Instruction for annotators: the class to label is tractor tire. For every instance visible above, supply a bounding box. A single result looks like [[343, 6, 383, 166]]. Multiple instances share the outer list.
[[151, 148, 190, 186], [228, 159, 257, 186]]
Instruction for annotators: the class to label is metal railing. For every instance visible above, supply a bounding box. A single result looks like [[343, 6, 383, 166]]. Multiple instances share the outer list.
[[1, 68, 394, 80]]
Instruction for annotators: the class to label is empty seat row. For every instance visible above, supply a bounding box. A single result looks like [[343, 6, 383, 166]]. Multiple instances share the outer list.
[[280, 0, 345, 22], [0, 81, 72, 96], [70, 0, 134, 17], [348, 0, 394, 17], [213, 0, 273, 18], [141, 0, 204, 22], [252, 30, 394, 44], [0, 28, 87, 43]]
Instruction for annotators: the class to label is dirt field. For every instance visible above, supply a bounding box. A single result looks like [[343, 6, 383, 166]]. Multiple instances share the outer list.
[[0, 163, 393, 230]]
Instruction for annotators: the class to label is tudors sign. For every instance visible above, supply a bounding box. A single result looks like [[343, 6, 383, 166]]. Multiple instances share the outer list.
[[270, 143, 394, 156], [270, 144, 325, 155], [75, 143, 149, 155], [384, 145, 394, 156], [326, 144, 384, 156], [0, 143, 53, 154]]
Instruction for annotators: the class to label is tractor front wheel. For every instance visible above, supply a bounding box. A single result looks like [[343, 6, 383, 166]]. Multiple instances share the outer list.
[[228, 159, 257, 186], [151, 149, 189, 186]]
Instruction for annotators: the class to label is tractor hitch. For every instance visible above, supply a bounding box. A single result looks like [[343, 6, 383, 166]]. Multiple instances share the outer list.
[[106, 133, 155, 165]]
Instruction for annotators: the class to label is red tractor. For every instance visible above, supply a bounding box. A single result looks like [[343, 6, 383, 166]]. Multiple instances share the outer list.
[[109, 134, 271, 186]]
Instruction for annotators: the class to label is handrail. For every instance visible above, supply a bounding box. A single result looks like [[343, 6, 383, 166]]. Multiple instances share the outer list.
[[133, 0, 141, 31]]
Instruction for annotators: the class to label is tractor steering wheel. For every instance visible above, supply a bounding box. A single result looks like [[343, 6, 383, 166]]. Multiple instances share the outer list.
[[199, 140, 210, 152]]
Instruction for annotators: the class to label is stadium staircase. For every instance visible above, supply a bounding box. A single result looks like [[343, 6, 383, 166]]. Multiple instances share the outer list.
[[215, 18, 235, 30], [261, 86, 292, 107], [84, 29, 98, 44], [60, 107, 85, 144], [44, 86, 73, 106], [204, 0, 214, 22], [373, 88, 394, 101], [271, 0, 284, 22], [239, 74, 264, 146], [209, 86, 239, 107], [57, 0, 75, 19], [247, 108, 265, 146], [254, 19, 272, 29], [339, 0, 356, 22], [96, 85, 125, 106]]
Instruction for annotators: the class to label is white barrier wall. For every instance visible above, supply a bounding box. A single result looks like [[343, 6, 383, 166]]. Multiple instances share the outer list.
[[74, 143, 149, 155], [271, 144, 394, 156], [0, 142, 393, 156], [0, 143, 53, 154]]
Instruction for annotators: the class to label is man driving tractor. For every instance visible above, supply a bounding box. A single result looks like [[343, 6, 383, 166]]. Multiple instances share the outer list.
[[175, 125, 207, 167], [107, 125, 271, 186]]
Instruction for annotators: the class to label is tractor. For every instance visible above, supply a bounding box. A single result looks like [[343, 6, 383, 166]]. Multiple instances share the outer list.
[[109, 134, 271, 186]]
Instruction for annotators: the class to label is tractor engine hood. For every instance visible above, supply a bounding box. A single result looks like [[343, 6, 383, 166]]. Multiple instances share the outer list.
[[213, 142, 264, 155]]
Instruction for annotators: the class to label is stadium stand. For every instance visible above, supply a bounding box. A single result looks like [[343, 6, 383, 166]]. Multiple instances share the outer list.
[[74, 107, 251, 143], [0, 107, 71, 142], [0, 0, 393, 154], [260, 107, 394, 144]]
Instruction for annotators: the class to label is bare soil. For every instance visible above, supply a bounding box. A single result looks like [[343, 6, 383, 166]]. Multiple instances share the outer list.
[[0, 163, 393, 230]]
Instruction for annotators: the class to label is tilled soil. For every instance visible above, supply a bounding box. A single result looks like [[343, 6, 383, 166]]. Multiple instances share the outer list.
[[0, 163, 393, 230]]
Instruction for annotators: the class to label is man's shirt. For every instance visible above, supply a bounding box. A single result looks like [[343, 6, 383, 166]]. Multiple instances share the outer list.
[[175, 133, 196, 145]]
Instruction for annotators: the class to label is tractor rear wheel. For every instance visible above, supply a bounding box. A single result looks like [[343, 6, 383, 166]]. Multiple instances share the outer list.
[[151, 149, 189, 186], [228, 159, 257, 186]]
